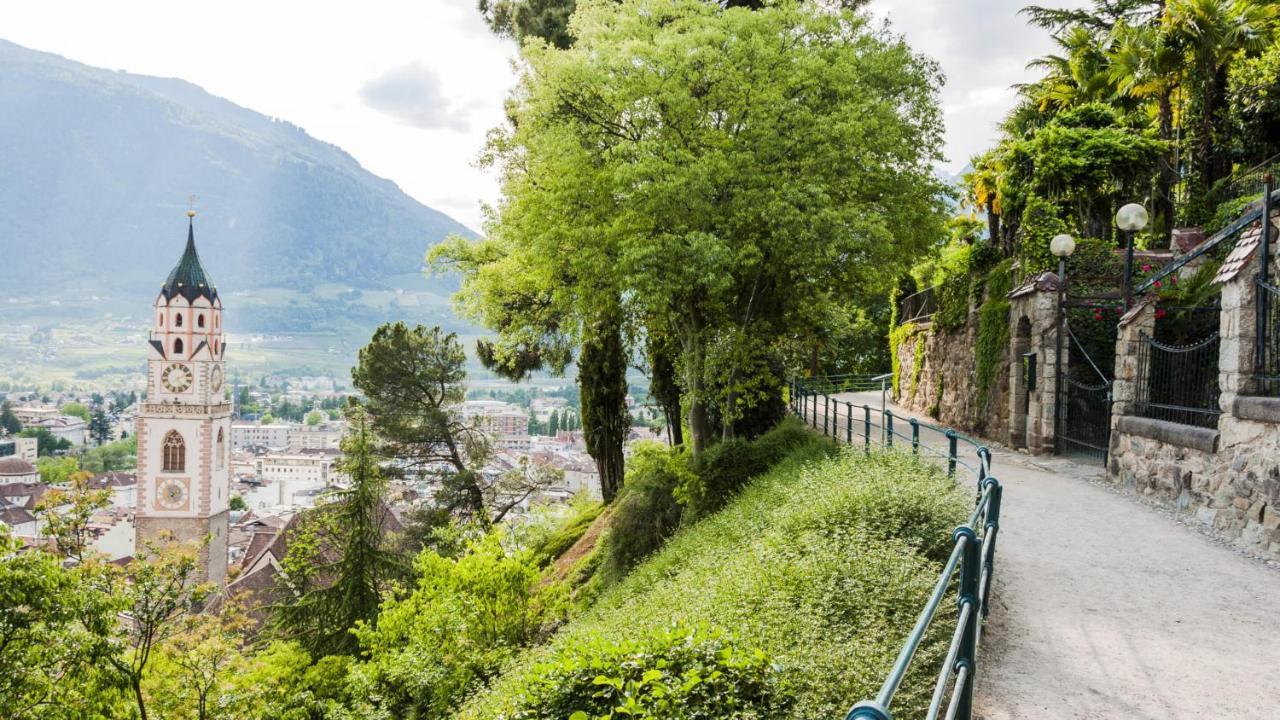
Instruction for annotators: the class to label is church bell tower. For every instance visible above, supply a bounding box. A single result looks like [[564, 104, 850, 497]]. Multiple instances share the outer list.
[[135, 212, 231, 584]]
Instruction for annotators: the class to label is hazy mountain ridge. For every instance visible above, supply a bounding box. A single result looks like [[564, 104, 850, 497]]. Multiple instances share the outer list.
[[0, 39, 472, 328]]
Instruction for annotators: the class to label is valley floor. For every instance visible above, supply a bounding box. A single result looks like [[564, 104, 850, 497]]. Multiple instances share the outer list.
[[834, 391, 1280, 720]]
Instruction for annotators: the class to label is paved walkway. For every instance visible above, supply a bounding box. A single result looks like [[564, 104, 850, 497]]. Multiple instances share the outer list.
[[823, 391, 1280, 720]]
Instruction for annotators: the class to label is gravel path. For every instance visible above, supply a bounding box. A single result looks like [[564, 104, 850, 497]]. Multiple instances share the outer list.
[[823, 392, 1280, 720]]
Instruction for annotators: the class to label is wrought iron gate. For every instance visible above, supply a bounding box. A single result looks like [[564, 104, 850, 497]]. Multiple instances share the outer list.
[[1056, 321, 1113, 464]]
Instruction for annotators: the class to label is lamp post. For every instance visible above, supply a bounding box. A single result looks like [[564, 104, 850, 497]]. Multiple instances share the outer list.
[[1051, 233, 1075, 454], [1117, 202, 1150, 311]]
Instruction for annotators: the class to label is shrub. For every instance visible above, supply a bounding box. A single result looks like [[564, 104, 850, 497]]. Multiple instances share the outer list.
[[680, 417, 831, 523], [347, 534, 554, 719], [458, 448, 969, 720], [600, 444, 690, 580], [509, 624, 790, 720]]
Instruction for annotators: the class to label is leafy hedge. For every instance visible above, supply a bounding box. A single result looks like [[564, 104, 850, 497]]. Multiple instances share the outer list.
[[509, 624, 788, 720], [456, 447, 970, 720]]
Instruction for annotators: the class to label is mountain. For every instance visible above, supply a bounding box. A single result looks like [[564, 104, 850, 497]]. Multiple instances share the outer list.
[[0, 38, 473, 335]]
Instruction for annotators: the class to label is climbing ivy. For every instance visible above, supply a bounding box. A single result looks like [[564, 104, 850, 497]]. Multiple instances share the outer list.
[[888, 322, 918, 397], [974, 260, 1014, 414], [909, 333, 926, 400]]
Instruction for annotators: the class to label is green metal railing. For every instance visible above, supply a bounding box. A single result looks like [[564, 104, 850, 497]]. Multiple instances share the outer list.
[[789, 378, 1002, 720]]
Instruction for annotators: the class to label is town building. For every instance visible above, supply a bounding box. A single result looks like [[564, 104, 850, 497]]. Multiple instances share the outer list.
[[231, 422, 292, 451], [33, 415, 89, 446], [134, 215, 232, 585], [0, 436, 38, 463], [288, 422, 345, 450], [11, 405, 59, 426], [0, 456, 40, 485]]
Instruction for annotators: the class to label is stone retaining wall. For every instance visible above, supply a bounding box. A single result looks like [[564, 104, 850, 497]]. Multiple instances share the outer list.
[[1107, 237, 1280, 556]]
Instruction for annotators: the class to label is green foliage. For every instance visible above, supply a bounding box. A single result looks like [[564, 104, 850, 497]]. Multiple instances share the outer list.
[[508, 624, 789, 720], [229, 495, 248, 512], [909, 333, 926, 399], [18, 427, 71, 456], [36, 455, 80, 484], [352, 322, 491, 519], [0, 530, 122, 719], [888, 322, 920, 397], [445, 0, 948, 452], [524, 501, 604, 568], [79, 435, 137, 474], [1015, 194, 1073, 275], [680, 417, 831, 523], [459, 447, 969, 720], [601, 444, 690, 581], [305, 410, 324, 426], [975, 261, 1014, 416], [272, 406, 409, 657], [59, 402, 90, 421], [1206, 192, 1264, 236], [348, 533, 555, 719], [579, 313, 627, 501]]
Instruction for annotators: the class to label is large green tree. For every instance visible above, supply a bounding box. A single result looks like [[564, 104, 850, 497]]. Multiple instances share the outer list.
[[449, 0, 946, 452], [271, 406, 408, 657], [351, 323, 491, 517]]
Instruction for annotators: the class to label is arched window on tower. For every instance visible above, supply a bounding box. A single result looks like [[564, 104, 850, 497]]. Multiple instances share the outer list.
[[158, 313, 164, 327], [173, 338, 184, 355], [163, 430, 185, 472], [175, 314, 184, 327], [216, 427, 225, 470], [198, 314, 205, 328]]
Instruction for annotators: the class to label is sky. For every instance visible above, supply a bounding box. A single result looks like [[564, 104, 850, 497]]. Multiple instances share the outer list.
[[0, 0, 1080, 230]]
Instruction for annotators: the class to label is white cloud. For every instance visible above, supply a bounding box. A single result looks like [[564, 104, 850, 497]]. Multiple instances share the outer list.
[[360, 62, 471, 132]]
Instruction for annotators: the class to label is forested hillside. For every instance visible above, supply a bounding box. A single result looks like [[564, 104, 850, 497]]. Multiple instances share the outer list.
[[0, 38, 471, 330]]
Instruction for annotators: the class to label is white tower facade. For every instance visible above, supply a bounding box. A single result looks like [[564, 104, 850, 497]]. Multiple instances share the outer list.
[[135, 214, 231, 584]]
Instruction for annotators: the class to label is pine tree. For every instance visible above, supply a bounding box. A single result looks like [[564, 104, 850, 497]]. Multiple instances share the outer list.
[[548, 410, 560, 436], [271, 405, 409, 656]]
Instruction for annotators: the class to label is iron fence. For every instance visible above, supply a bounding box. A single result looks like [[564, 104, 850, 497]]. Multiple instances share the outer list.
[[1135, 329, 1222, 429], [1259, 279, 1280, 396], [899, 286, 938, 325], [788, 380, 1001, 720]]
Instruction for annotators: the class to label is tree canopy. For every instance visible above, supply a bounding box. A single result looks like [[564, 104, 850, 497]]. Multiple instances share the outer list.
[[439, 0, 947, 451]]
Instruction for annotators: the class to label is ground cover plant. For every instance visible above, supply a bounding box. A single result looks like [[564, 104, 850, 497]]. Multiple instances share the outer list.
[[456, 444, 971, 720]]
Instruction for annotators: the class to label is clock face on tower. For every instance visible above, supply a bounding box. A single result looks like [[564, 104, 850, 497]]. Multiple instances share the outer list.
[[162, 363, 194, 393], [210, 365, 224, 393], [156, 478, 190, 511]]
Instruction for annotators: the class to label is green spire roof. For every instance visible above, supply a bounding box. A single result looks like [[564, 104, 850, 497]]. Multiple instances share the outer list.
[[161, 218, 218, 303]]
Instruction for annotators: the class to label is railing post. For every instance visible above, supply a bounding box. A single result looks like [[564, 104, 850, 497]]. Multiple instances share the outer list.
[[946, 430, 958, 478], [824, 396, 831, 436], [847, 402, 854, 445], [884, 411, 894, 448], [954, 526, 981, 720], [981, 479, 1002, 618], [909, 418, 920, 455], [1259, 174, 1273, 377], [863, 405, 871, 453]]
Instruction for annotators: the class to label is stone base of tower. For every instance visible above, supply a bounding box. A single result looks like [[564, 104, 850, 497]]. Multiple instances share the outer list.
[[136, 510, 229, 586]]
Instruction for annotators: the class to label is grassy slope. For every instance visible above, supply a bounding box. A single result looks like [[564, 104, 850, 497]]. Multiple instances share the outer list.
[[460, 445, 970, 719]]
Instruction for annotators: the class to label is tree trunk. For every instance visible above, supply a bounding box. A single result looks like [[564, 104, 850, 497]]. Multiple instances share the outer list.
[[684, 343, 712, 454], [580, 310, 627, 502], [986, 199, 1004, 255], [132, 678, 148, 720], [648, 336, 683, 447]]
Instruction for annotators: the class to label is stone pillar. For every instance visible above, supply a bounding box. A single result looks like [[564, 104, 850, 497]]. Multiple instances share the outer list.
[[1218, 269, 1258, 408], [1111, 301, 1156, 420]]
